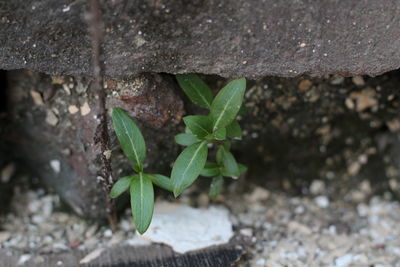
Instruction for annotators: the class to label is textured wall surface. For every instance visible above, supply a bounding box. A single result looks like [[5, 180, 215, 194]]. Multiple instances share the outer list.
[[1, 0, 400, 78]]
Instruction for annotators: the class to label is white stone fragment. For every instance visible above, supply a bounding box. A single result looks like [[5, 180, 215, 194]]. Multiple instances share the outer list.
[[142, 202, 234, 253], [18, 254, 31, 265], [125, 235, 152, 247], [80, 102, 91, 116], [240, 228, 253, 237], [335, 254, 353, 267], [68, 105, 79, 114], [1, 163, 15, 183], [314, 196, 330, 208], [103, 150, 112, 160], [0, 231, 11, 242], [103, 229, 112, 238], [45, 109, 58, 126], [79, 248, 104, 264], [50, 160, 61, 173], [352, 76, 365, 87], [62, 6, 70, 12], [30, 90, 43, 105], [310, 180, 325, 195], [245, 187, 270, 203]]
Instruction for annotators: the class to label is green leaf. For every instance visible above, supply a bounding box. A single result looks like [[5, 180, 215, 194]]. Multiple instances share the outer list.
[[209, 176, 224, 200], [200, 162, 220, 177], [149, 174, 173, 191], [213, 127, 226, 140], [171, 141, 208, 196], [175, 133, 200, 146], [238, 163, 247, 175], [221, 164, 246, 178], [226, 121, 242, 139], [238, 104, 246, 116], [183, 115, 213, 138], [221, 147, 240, 178], [130, 173, 154, 234], [210, 78, 246, 132], [176, 74, 214, 109], [110, 176, 132, 198], [112, 108, 146, 172], [223, 141, 231, 151], [216, 146, 224, 165]]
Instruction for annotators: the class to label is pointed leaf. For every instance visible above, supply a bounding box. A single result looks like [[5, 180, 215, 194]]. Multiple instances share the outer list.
[[183, 115, 213, 138], [216, 146, 224, 165], [200, 162, 220, 177], [221, 165, 245, 178], [112, 108, 146, 172], [238, 163, 248, 175], [213, 127, 226, 140], [130, 173, 154, 234], [226, 120, 242, 139], [176, 74, 213, 109], [223, 141, 232, 151], [209, 176, 224, 200], [171, 141, 208, 196], [110, 176, 132, 198], [149, 174, 173, 191], [221, 147, 240, 178], [210, 78, 246, 131], [175, 133, 200, 146]]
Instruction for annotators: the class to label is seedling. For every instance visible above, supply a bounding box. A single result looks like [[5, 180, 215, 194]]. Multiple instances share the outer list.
[[174, 74, 247, 199], [110, 74, 247, 234], [110, 108, 172, 234]]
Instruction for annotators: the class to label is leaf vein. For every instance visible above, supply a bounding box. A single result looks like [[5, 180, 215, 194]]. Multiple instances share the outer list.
[[188, 79, 211, 108], [119, 113, 141, 168], [178, 142, 206, 187], [213, 91, 237, 131]]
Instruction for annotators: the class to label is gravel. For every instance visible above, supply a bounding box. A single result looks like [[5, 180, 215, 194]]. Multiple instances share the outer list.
[[1, 179, 399, 266], [232, 185, 400, 267]]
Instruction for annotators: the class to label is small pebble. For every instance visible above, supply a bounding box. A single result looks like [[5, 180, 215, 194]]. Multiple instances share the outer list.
[[352, 76, 365, 86], [103, 229, 113, 238], [335, 254, 353, 267], [18, 254, 31, 265], [240, 228, 253, 237], [314, 196, 330, 208], [80, 102, 91, 116], [45, 109, 58, 126], [298, 79, 312, 91], [331, 76, 344, 85], [68, 105, 79, 114], [30, 91, 43, 105], [1, 163, 16, 183], [50, 160, 61, 174]]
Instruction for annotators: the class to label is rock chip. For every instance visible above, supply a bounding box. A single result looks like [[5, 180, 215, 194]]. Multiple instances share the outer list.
[[142, 203, 234, 253]]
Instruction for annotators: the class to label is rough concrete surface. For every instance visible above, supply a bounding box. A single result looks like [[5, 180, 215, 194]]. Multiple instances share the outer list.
[[1, 0, 400, 78]]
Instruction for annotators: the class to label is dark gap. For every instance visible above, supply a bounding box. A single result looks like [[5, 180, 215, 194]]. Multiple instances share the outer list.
[[0, 70, 8, 112]]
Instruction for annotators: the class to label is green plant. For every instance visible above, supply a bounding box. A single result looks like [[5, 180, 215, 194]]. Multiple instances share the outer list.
[[174, 74, 247, 199], [110, 108, 172, 234], [110, 74, 247, 234]]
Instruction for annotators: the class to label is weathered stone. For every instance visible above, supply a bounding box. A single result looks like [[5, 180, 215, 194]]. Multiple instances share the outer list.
[[6, 70, 184, 219], [1, 0, 400, 78]]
